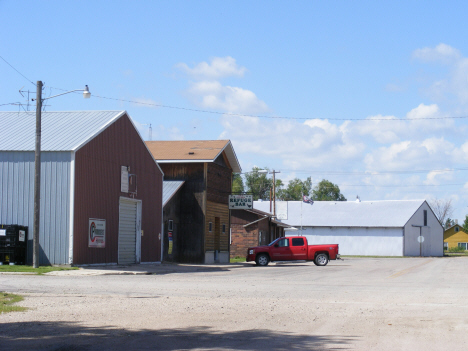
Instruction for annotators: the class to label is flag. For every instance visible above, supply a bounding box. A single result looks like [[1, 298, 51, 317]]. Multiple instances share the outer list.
[[303, 195, 314, 204]]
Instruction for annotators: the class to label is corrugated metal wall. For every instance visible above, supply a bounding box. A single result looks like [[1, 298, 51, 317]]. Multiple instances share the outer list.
[[0, 151, 71, 264], [73, 114, 163, 264]]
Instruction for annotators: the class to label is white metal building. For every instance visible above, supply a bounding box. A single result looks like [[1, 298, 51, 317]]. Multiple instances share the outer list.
[[254, 200, 443, 257]]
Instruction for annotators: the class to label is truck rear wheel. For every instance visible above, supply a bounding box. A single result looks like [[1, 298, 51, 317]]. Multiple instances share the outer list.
[[256, 254, 269, 266], [314, 253, 329, 266]]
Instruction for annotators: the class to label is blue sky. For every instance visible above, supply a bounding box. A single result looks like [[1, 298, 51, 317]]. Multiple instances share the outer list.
[[2, 1, 468, 222]]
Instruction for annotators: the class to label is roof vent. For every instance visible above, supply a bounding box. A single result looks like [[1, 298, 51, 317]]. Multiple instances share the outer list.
[[188, 152, 195, 155], [356, 195, 361, 203]]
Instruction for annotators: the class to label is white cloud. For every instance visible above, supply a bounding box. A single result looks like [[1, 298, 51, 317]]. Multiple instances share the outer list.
[[187, 81, 269, 114], [412, 43, 461, 64], [178, 57, 268, 114], [413, 43, 468, 105], [177, 56, 247, 80]]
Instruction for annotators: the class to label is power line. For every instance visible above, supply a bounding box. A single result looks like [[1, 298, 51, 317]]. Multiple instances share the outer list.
[[0, 55, 35, 86], [44, 85, 468, 122]]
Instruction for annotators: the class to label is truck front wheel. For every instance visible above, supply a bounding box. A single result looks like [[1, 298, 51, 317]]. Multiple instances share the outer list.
[[256, 254, 270, 266], [314, 253, 329, 266]]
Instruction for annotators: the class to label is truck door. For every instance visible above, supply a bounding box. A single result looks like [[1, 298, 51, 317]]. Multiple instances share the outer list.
[[290, 237, 308, 260], [270, 238, 293, 260]]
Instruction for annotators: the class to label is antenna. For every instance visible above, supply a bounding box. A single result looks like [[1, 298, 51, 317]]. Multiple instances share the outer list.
[[141, 123, 152, 141]]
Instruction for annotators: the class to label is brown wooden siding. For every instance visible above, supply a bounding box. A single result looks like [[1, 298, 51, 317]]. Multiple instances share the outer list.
[[205, 201, 229, 252], [207, 160, 232, 204], [73, 114, 163, 264], [159, 163, 205, 263]]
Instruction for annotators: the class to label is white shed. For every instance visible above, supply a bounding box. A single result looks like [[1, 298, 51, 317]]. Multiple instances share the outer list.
[[253, 200, 443, 257]]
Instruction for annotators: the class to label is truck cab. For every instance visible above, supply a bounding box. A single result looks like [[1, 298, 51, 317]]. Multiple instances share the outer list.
[[246, 236, 340, 266]]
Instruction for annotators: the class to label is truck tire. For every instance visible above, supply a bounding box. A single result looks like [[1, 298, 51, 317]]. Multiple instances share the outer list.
[[256, 253, 270, 266], [314, 253, 329, 266]]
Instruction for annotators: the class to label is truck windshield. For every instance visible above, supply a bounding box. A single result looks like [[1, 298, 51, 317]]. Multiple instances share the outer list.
[[268, 238, 280, 246]]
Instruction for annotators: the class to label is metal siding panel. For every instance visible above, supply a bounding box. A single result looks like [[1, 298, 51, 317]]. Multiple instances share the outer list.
[[0, 151, 71, 264], [73, 114, 162, 265]]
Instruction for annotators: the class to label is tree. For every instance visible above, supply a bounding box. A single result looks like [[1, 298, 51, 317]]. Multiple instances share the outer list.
[[311, 179, 346, 201], [444, 218, 455, 230], [244, 167, 273, 200], [463, 215, 468, 233], [428, 198, 454, 226], [232, 173, 244, 194], [278, 177, 312, 201]]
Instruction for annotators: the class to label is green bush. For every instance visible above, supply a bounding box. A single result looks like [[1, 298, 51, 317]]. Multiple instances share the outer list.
[[448, 246, 466, 253]]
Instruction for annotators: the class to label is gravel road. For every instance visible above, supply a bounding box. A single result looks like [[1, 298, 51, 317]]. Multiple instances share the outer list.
[[1, 257, 467, 351]]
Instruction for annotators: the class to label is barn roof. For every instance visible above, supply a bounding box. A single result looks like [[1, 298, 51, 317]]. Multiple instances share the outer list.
[[145, 140, 241, 173], [0, 111, 126, 151], [254, 200, 427, 228], [163, 180, 185, 206]]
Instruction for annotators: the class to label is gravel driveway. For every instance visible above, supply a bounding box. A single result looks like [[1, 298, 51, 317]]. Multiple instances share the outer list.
[[1, 257, 467, 350]]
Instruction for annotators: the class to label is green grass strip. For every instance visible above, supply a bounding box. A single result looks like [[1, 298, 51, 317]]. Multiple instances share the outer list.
[[0, 292, 27, 313], [0, 265, 78, 274]]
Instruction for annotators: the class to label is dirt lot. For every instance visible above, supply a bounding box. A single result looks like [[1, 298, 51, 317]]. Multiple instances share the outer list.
[[1, 257, 467, 350]]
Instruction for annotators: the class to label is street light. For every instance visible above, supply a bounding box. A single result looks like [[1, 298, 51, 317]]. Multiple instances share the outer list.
[[32, 81, 91, 268]]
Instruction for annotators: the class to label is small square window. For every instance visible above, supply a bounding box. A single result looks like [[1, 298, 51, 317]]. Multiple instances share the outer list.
[[458, 243, 467, 250], [209, 222, 212, 232]]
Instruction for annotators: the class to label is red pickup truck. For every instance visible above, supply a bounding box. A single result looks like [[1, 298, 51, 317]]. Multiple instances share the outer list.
[[246, 236, 340, 266]]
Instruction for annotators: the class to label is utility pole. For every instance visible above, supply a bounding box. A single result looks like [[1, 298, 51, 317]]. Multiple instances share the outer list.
[[33, 81, 42, 268], [270, 170, 280, 217]]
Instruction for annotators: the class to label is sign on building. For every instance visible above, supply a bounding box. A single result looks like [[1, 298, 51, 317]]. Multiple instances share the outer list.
[[89, 218, 106, 248], [229, 195, 253, 210]]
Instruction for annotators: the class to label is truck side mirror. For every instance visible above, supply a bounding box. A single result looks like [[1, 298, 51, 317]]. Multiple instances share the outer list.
[[274, 244, 279, 248]]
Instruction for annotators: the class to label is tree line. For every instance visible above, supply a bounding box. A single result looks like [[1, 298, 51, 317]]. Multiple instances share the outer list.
[[232, 167, 346, 201]]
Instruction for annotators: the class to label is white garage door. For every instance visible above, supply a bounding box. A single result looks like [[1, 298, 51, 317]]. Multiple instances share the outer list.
[[118, 198, 138, 265]]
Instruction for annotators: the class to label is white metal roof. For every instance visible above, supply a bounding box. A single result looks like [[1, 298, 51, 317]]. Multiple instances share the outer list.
[[163, 180, 185, 206], [254, 200, 426, 228], [0, 111, 125, 151]]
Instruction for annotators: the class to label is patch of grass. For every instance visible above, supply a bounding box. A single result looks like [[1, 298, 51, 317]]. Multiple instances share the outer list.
[[0, 292, 27, 313], [230, 256, 246, 263], [448, 246, 466, 253], [0, 265, 78, 274], [445, 252, 468, 257]]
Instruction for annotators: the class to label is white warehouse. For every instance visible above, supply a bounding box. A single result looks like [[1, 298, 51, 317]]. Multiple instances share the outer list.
[[254, 199, 443, 257]]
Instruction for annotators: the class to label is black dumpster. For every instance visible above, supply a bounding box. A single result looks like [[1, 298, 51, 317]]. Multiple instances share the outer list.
[[0, 225, 28, 265]]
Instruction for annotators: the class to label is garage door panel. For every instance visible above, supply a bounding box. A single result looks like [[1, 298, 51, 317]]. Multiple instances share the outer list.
[[118, 199, 137, 264]]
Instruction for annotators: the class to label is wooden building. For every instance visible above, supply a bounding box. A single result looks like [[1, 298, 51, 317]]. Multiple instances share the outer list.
[[146, 140, 241, 263], [230, 208, 290, 259], [444, 224, 468, 251], [0, 111, 163, 265]]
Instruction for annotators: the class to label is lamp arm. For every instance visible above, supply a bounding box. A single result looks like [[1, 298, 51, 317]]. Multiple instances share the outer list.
[[41, 89, 83, 101]]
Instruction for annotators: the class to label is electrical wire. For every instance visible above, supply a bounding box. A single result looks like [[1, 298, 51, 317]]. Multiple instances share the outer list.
[[43, 85, 468, 122], [0, 55, 35, 86]]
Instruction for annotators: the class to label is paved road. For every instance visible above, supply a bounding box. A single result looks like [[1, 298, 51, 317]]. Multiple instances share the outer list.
[[1, 257, 467, 350]]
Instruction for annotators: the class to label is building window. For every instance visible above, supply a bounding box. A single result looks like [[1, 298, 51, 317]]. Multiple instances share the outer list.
[[458, 243, 467, 250], [423, 210, 427, 226], [455, 226, 459, 232], [222, 224, 226, 233], [444, 242, 448, 251], [168, 220, 173, 231], [209, 222, 212, 232]]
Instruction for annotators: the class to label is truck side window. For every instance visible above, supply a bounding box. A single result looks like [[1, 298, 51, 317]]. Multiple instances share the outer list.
[[292, 238, 304, 246], [278, 238, 289, 247]]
